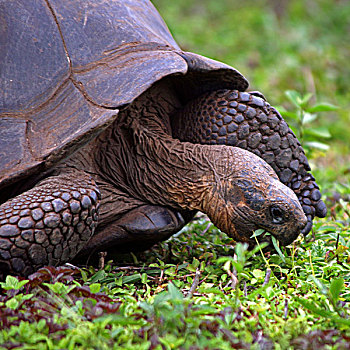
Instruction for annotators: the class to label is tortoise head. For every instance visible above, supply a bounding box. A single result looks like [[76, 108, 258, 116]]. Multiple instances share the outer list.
[[206, 147, 307, 246], [228, 176, 307, 246]]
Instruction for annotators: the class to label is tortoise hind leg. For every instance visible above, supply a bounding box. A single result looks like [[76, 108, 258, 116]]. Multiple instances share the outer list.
[[0, 170, 100, 278], [76, 204, 187, 261]]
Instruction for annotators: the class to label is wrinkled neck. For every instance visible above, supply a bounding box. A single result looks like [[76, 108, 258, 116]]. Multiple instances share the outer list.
[[136, 115, 252, 236], [98, 111, 258, 241], [127, 115, 217, 211]]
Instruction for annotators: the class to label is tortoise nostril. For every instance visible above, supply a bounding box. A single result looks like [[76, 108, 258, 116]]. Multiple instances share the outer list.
[[297, 214, 308, 230]]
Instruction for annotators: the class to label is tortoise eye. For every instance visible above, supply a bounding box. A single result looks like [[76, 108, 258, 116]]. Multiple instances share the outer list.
[[270, 206, 285, 224]]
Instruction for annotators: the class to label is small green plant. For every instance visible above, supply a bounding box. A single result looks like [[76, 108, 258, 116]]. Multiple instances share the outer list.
[[0, 275, 28, 290], [296, 276, 350, 328], [279, 90, 337, 157]]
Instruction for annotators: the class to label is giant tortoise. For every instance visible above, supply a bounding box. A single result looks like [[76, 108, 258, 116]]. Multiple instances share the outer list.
[[0, 0, 326, 277]]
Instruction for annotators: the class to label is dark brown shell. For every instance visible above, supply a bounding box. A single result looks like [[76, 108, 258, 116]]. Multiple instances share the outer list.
[[0, 0, 248, 192]]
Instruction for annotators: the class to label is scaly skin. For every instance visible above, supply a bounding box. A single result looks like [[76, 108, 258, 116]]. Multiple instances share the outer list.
[[0, 109, 307, 277], [172, 89, 327, 235], [95, 112, 307, 246], [0, 172, 99, 278]]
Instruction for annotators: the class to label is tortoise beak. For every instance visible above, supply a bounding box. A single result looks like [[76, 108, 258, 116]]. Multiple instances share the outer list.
[[276, 215, 307, 246], [277, 230, 301, 246], [254, 216, 307, 249]]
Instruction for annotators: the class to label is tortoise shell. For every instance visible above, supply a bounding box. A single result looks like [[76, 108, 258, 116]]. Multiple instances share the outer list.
[[0, 0, 248, 193]]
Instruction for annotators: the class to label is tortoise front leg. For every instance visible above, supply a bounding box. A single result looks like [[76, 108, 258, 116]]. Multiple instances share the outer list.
[[0, 171, 99, 277]]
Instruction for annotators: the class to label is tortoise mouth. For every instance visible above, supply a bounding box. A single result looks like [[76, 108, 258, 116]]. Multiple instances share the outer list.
[[254, 211, 307, 247], [275, 231, 301, 246], [250, 226, 302, 248]]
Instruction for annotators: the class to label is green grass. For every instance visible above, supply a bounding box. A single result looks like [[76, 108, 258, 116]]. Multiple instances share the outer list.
[[1, 0, 349, 348], [1, 211, 350, 349]]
